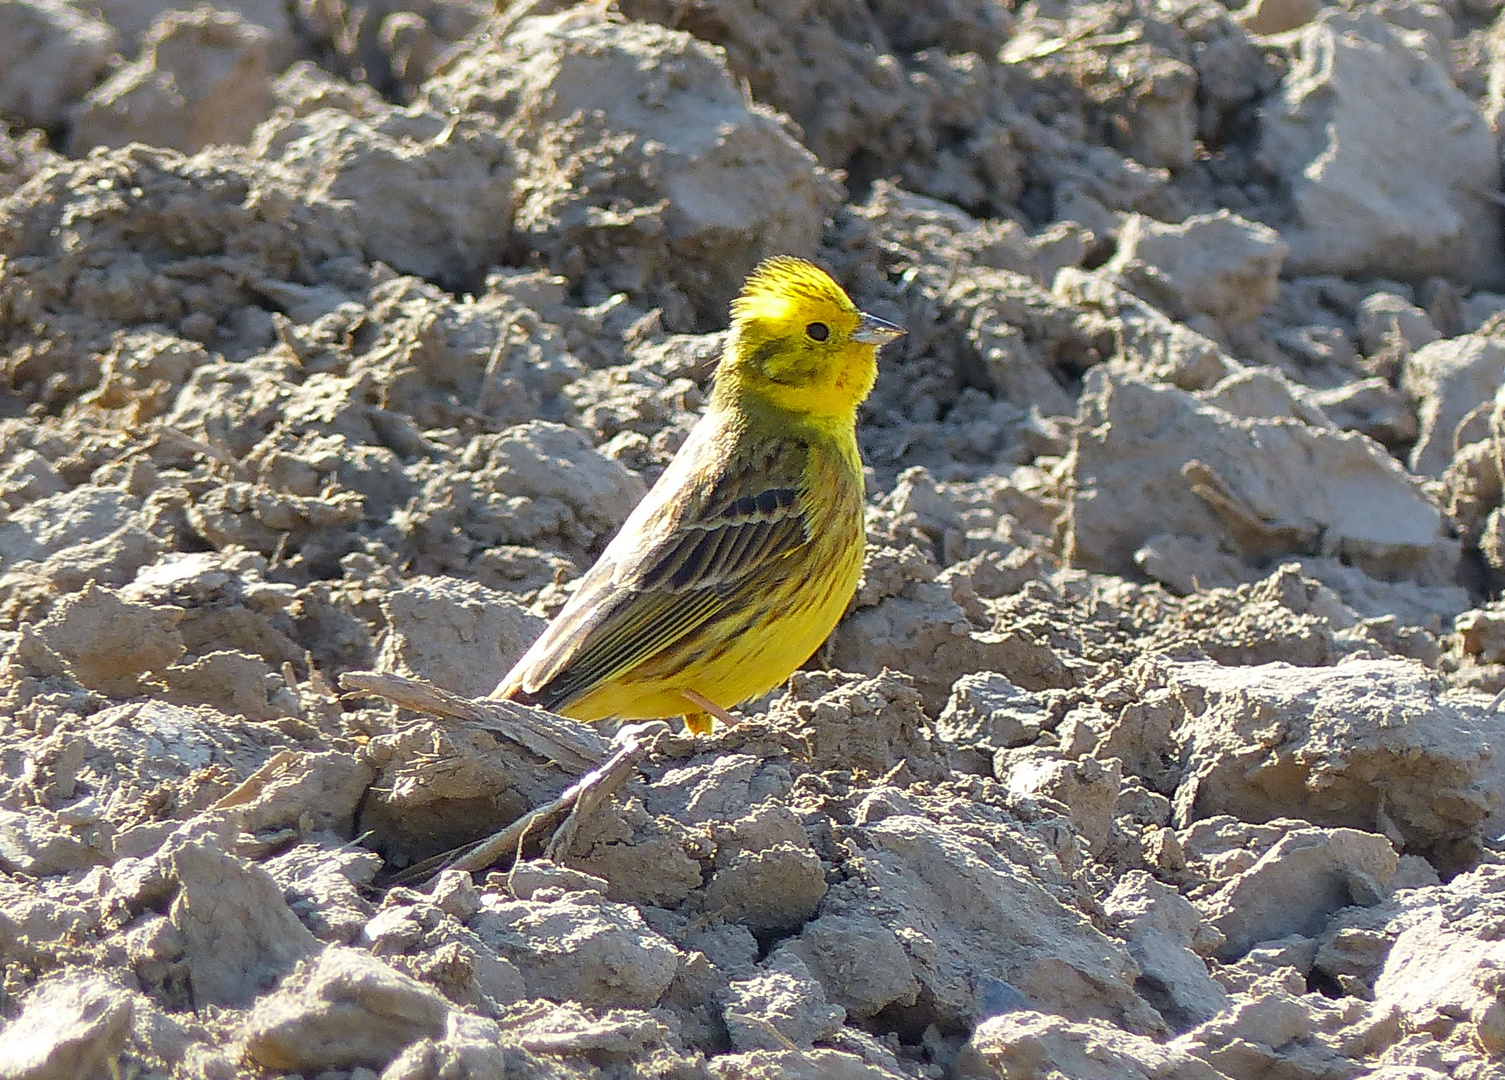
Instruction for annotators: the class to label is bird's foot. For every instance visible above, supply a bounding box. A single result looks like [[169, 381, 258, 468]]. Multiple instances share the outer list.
[[680, 689, 736, 735]]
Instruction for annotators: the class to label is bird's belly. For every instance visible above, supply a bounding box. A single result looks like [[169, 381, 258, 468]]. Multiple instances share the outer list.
[[565, 544, 863, 722]]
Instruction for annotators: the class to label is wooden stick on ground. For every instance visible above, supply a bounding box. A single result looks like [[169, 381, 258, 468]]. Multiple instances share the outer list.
[[339, 670, 607, 770], [384, 727, 654, 886], [342, 670, 650, 887]]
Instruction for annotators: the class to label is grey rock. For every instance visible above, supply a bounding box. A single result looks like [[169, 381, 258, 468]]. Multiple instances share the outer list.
[[1104, 871, 1229, 1030], [725, 952, 845, 1051], [847, 813, 1161, 1033], [69, 8, 274, 155], [1402, 335, 1505, 478], [469, 889, 680, 1009], [0, 976, 133, 1080], [1162, 660, 1491, 864], [171, 837, 320, 1007], [960, 1010, 1229, 1080], [777, 913, 920, 1021], [936, 673, 1047, 754], [1202, 826, 1398, 959], [376, 575, 545, 699], [242, 946, 450, 1072], [1104, 211, 1287, 328], [1065, 372, 1453, 587], [250, 104, 516, 288], [0, 0, 117, 129], [0, 487, 142, 568], [1257, 10, 1503, 284]]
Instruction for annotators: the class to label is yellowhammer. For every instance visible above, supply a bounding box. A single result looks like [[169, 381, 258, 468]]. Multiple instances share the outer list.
[[492, 256, 904, 734]]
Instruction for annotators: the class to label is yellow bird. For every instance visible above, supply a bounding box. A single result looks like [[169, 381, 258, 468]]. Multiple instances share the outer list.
[[492, 256, 904, 734]]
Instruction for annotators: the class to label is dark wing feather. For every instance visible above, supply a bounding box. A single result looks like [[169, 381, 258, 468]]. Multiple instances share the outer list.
[[500, 440, 811, 711]]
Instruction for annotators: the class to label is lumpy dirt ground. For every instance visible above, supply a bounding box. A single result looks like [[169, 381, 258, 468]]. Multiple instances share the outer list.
[[3, 1, 1505, 1078]]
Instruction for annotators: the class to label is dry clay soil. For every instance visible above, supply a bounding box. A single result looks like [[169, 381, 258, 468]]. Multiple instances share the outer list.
[[7, 0, 1505, 1078]]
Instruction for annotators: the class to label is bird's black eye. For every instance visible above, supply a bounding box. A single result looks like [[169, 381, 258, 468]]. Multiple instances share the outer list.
[[805, 321, 829, 342]]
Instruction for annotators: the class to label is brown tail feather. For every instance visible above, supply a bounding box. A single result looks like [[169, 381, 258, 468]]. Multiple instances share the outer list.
[[491, 675, 563, 712], [490, 675, 526, 701]]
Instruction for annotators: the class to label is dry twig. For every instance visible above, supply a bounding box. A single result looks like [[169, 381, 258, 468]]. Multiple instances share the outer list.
[[385, 727, 652, 886], [339, 670, 607, 770], [342, 670, 646, 887]]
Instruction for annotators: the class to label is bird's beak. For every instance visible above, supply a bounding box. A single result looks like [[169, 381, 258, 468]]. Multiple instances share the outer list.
[[851, 311, 905, 345]]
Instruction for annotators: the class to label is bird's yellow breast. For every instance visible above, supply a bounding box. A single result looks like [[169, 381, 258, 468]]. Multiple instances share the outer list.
[[563, 435, 865, 722]]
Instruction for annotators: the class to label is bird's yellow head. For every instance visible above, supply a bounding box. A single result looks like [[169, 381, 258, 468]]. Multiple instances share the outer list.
[[720, 256, 904, 420]]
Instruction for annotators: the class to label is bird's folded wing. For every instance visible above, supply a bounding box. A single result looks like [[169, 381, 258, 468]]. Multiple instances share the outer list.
[[505, 452, 812, 709]]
